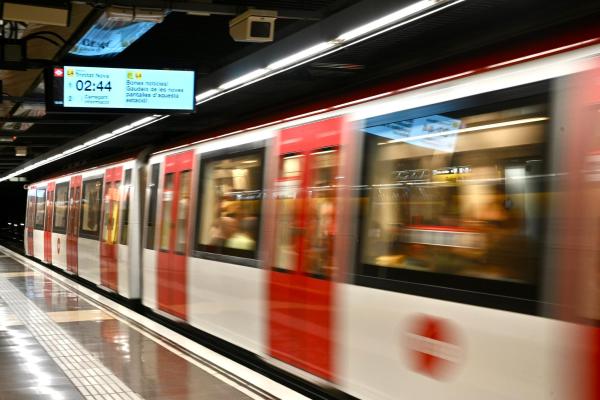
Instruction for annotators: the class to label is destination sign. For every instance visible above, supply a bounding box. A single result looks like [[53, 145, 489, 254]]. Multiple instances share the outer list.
[[47, 66, 195, 113]]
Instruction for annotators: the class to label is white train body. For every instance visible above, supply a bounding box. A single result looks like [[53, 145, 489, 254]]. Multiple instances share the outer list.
[[24, 43, 600, 400]]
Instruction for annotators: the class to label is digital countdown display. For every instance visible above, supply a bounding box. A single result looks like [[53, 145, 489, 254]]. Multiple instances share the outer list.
[[46, 65, 195, 113]]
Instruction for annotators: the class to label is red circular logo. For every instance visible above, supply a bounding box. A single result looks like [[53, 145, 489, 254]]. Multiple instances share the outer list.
[[404, 314, 464, 380]]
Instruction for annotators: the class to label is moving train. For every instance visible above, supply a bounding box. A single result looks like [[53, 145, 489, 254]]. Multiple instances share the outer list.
[[23, 39, 600, 400]]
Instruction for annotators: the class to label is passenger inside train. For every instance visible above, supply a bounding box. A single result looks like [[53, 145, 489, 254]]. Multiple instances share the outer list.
[[199, 153, 262, 256]]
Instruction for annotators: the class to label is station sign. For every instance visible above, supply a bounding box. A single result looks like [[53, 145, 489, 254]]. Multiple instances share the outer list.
[[46, 65, 196, 113]]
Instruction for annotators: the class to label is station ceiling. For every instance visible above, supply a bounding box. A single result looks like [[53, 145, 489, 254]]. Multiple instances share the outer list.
[[2, 0, 600, 182]]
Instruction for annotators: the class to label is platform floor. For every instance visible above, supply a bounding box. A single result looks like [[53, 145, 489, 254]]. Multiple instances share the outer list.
[[0, 250, 298, 400]]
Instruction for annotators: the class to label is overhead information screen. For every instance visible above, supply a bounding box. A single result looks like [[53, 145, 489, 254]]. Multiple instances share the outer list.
[[47, 66, 195, 113]]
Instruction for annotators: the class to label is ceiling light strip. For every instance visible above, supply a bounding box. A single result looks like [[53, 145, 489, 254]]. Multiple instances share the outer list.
[[0, 115, 166, 183], [267, 41, 337, 70], [219, 68, 270, 90], [337, 0, 439, 42], [196, 0, 463, 105]]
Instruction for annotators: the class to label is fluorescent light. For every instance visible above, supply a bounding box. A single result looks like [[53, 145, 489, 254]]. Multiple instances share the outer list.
[[45, 155, 62, 162], [337, 0, 437, 42], [130, 116, 156, 128], [382, 117, 549, 145], [219, 69, 269, 90], [95, 133, 114, 142], [62, 145, 84, 155], [112, 125, 131, 135], [110, 116, 157, 135], [267, 41, 336, 70], [196, 89, 219, 101], [83, 137, 101, 147], [199, 43, 337, 102]]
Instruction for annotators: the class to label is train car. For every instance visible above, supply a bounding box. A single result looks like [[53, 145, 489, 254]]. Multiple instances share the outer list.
[[26, 41, 600, 399], [25, 158, 143, 298]]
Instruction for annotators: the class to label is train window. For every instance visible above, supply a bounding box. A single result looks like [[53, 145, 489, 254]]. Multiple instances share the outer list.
[[196, 151, 263, 260], [34, 188, 46, 230], [101, 181, 121, 244], [53, 182, 69, 233], [358, 95, 548, 307], [119, 169, 132, 246], [145, 163, 160, 250], [80, 178, 103, 238], [159, 173, 174, 251]]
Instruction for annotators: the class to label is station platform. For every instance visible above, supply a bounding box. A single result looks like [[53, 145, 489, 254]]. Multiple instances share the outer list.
[[0, 246, 307, 400]]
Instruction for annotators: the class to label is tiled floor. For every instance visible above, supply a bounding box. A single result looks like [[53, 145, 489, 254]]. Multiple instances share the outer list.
[[0, 252, 257, 400]]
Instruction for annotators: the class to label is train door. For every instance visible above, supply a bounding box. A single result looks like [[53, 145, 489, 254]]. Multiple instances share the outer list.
[[25, 188, 36, 256], [67, 176, 82, 274], [43, 182, 55, 264], [100, 166, 123, 291], [268, 117, 344, 380], [558, 63, 600, 400], [157, 151, 194, 319]]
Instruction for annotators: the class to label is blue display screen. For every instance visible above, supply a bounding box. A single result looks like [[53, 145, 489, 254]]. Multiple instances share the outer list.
[[70, 17, 156, 57], [49, 66, 196, 113]]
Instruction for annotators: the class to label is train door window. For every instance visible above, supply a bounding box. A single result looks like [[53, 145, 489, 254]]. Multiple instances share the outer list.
[[53, 182, 69, 233], [80, 178, 103, 238], [26, 191, 36, 228], [159, 173, 174, 251], [281, 154, 302, 177], [305, 147, 338, 278], [175, 170, 191, 254], [102, 180, 121, 244], [196, 151, 263, 260], [146, 164, 160, 250], [357, 90, 549, 309], [45, 186, 54, 233], [119, 169, 132, 245], [34, 188, 46, 230], [273, 154, 303, 271], [68, 186, 81, 236]]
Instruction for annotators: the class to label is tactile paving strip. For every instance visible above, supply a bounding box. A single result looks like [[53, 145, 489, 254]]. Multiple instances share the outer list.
[[0, 275, 144, 400]]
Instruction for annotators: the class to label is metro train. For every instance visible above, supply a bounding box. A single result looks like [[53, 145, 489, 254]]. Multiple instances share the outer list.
[[23, 40, 600, 400]]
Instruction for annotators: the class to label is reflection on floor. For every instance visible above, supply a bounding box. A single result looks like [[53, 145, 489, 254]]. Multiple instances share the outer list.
[[1, 271, 36, 278], [0, 252, 254, 400], [46, 310, 113, 324]]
